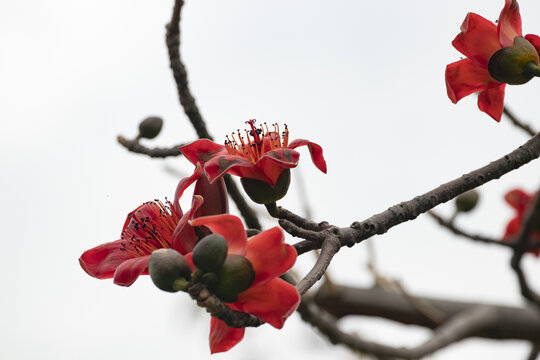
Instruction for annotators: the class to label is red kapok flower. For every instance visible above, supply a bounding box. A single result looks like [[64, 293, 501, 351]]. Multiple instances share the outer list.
[[189, 214, 300, 354], [180, 119, 327, 186], [79, 166, 228, 286], [503, 189, 540, 256], [445, 0, 540, 121]]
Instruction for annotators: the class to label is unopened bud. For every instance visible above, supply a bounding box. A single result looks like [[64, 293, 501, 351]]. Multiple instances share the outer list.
[[192, 234, 228, 273], [488, 36, 539, 85], [148, 249, 191, 292], [138, 116, 163, 139], [455, 190, 480, 213], [213, 254, 255, 303]]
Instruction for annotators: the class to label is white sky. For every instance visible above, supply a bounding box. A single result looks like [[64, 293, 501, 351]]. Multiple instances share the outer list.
[[1, 0, 540, 359]]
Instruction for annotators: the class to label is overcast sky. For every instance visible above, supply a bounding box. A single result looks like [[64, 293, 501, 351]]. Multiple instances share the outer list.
[[1, 0, 540, 359]]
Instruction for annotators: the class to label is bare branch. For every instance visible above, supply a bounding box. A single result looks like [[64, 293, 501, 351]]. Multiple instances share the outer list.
[[117, 136, 184, 158], [166, 0, 211, 140], [296, 233, 341, 295], [504, 107, 537, 137], [527, 343, 540, 360]]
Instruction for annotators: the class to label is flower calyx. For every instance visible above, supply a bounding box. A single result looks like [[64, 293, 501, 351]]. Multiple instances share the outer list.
[[148, 249, 191, 292], [488, 36, 540, 84]]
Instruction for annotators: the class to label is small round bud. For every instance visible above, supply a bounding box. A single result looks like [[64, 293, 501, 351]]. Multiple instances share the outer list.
[[138, 116, 163, 139], [148, 249, 191, 292], [240, 169, 291, 204], [201, 272, 219, 288], [488, 36, 539, 85], [192, 234, 228, 273], [213, 254, 255, 303], [455, 190, 480, 213]]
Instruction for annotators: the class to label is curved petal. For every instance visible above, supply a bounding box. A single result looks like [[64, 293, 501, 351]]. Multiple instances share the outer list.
[[204, 155, 270, 183], [287, 139, 327, 174], [172, 195, 204, 254], [209, 317, 245, 354], [245, 227, 296, 286], [179, 139, 227, 166], [452, 13, 500, 67], [79, 240, 133, 279], [235, 278, 300, 329], [257, 149, 300, 185], [173, 164, 203, 215], [445, 59, 496, 103], [478, 84, 506, 122], [524, 34, 540, 55], [190, 214, 247, 255], [504, 216, 521, 238], [498, 0, 522, 47], [112, 255, 150, 286]]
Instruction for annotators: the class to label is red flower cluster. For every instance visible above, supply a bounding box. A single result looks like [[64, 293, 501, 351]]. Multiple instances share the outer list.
[[180, 119, 326, 186], [445, 0, 540, 121], [503, 189, 540, 256], [189, 215, 299, 353]]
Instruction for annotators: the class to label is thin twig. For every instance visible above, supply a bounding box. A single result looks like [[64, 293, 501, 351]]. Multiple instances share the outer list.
[[117, 136, 184, 158], [527, 343, 540, 360], [427, 211, 511, 247], [504, 106, 537, 137], [296, 233, 340, 295]]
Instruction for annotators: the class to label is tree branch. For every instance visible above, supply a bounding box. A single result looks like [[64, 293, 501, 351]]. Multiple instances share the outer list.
[[188, 282, 263, 328], [117, 136, 184, 158], [511, 189, 540, 309], [166, 0, 211, 140], [504, 107, 537, 137], [285, 132, 540, 253]]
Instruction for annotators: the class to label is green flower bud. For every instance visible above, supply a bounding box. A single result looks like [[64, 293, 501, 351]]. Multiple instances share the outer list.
[[192, 234, 228, 273], [455, 190, 480, 213], [148, 249, 191, 292], [240, 169, 291, 204], [488, 36, 540, 85], [138, 116, 163, 139], [213, 254, 255, 303]]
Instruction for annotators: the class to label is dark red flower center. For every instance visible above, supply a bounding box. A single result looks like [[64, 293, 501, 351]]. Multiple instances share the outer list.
[[119, 200, 180, 257], [224, 119, 289, 164]]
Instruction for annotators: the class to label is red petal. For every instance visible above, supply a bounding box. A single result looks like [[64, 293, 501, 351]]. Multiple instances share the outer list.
[[79, 240, 133, 279], [245, 227, 297, 286], [204, 155, 269, 183], [112, 255, 150, 286], [173, 164, 203, 215], [445, 59, 497, 103], [257, 149, 300, 185], [179, 139, 227, 166], [504, 216, 521, 238], [190, 214, 247, 255], [498, 0, 522, 47], [505, 189, 532, 214], [172, 195, 204, 254], [235, 278, 300, 329], [287, 139, 327, 174], [478, 84, 505, 122], [209, 317, 245, 354], [452, 13, 500, 67], [524, 34, 540, 55]]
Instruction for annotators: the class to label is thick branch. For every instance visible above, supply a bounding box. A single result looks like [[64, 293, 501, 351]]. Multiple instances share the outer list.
[[314, 285, 540, 342], [188, 282, 263, 328], [288, 132, 540, 253]]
